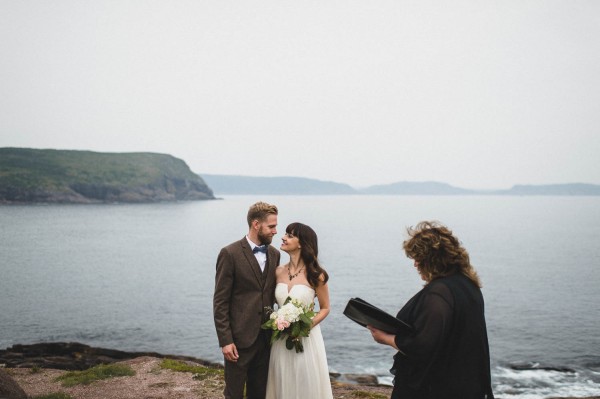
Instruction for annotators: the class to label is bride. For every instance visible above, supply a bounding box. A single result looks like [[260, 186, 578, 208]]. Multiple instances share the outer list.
[[265, 222, 334, 399]]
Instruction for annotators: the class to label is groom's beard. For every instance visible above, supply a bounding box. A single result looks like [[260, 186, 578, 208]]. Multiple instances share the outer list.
[[258, 230, 273, 245]]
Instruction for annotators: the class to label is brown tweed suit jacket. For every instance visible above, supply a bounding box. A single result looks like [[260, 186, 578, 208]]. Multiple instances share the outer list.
[[213, 237, 280, 349]]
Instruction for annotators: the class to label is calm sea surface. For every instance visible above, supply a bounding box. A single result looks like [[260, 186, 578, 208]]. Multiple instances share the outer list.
[[1, 195, 599, 398]]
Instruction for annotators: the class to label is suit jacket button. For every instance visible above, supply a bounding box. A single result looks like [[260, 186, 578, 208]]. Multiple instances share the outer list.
[[257, 311, 261, 315]]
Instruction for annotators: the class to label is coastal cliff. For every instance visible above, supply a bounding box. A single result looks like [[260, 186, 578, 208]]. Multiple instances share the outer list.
[[0, 148, 214, 203]]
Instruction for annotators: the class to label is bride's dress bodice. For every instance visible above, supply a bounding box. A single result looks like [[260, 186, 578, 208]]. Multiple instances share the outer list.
[[275, 283, 315, 308]]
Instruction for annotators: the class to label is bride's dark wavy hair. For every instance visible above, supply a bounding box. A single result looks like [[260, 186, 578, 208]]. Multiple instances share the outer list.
[[286, 222, 329, 288]]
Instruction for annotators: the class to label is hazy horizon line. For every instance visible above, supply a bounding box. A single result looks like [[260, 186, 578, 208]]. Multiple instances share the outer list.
[[199, 173, 600, 192]]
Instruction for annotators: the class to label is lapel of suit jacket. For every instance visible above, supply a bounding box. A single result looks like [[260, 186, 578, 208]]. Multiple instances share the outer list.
[[240, 238, 264, 288], [264, 247, 277, 278]]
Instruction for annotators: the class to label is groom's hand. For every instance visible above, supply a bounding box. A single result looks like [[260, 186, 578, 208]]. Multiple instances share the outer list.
[[222, 343, 239, 362]]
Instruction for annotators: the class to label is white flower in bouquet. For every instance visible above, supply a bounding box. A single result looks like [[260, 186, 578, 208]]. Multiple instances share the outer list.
[[261, 297, 316, 353]]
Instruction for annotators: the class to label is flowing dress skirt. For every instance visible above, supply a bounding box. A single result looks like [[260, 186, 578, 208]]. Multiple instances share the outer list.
[[266, 283, 333, 399], [266, 324, 333, 399]]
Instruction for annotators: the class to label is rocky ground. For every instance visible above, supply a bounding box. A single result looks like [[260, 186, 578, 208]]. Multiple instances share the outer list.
[[1, 343, 598, 399], [5, 356, 392, 399], [5, 358, 600, 399]]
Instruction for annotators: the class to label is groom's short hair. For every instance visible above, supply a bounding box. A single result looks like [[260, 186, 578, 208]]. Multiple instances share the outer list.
[[247, 202, 278, 227]]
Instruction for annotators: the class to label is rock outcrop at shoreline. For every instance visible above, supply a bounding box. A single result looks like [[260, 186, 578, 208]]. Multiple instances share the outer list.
[[0, 342, 221, 371], [2, 343, 598, 399], [0, 342, 380, 386], [0, 148, 215, 204], [1, 342, 393, 399]]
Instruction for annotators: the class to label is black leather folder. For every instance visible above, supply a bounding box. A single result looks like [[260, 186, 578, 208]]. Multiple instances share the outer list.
[[343, 297, 413, 335]]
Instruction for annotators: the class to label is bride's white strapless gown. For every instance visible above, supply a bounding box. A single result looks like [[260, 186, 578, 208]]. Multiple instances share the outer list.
[[265, 283, 334, 399]]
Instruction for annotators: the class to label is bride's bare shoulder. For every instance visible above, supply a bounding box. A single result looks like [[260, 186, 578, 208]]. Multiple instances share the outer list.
[[275, 264, 288, 276]]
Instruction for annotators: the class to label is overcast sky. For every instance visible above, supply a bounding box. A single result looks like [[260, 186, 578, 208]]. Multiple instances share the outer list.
[[1, 1, 599, 189]]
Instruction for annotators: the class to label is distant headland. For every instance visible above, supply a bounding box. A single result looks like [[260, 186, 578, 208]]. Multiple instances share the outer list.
[[0, 148, 215, 204], [2, 147, 599, 204], [202, 174, 600, 196]]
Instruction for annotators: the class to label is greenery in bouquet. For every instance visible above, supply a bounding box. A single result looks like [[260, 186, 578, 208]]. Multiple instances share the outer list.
[[261, 296, 315, 353]]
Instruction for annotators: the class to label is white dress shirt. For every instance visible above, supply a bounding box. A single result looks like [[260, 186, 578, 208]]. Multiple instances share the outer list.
[[246, 236, 266, 272]]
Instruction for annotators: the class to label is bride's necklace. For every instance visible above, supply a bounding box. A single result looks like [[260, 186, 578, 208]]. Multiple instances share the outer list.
[[287, 261, 304, 281]]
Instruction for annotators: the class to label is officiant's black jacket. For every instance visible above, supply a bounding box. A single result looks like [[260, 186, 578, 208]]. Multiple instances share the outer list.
[[391, 273, 494, 399]]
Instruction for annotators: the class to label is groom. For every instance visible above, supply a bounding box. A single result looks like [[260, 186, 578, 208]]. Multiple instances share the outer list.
[[213, 201, 281, 399]]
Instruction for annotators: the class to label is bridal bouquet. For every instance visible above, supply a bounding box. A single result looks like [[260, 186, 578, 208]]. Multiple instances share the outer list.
[[261, 297, 315, 353]]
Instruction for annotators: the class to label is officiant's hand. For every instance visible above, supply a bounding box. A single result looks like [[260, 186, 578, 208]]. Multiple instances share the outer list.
[[222, 343, 239, 362], [368, 326, 399, 350]]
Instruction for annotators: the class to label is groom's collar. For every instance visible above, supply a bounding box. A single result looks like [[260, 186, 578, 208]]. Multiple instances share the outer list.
[[246, 235, 263, 251]]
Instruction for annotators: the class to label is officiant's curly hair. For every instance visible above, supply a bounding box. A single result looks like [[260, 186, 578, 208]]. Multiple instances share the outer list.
[[403, 221, 482, 288], [286, 222, 329, 288]]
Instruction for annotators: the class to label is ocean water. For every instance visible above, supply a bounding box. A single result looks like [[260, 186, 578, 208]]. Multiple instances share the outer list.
[[1, 195, 599, 398]]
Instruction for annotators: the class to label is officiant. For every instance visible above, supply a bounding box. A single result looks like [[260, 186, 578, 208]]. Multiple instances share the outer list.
[[368, 221, 494, 399]]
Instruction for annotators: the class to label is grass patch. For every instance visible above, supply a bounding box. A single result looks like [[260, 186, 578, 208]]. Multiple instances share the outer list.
[[352, 391, 388, 399], [54, 363, 135, 387], [33, 393, 73, 399], [159, 359, 224, 381]]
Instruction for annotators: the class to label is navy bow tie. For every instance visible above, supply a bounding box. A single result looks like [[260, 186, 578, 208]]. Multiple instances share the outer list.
[[253, 245, 268, 254]]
